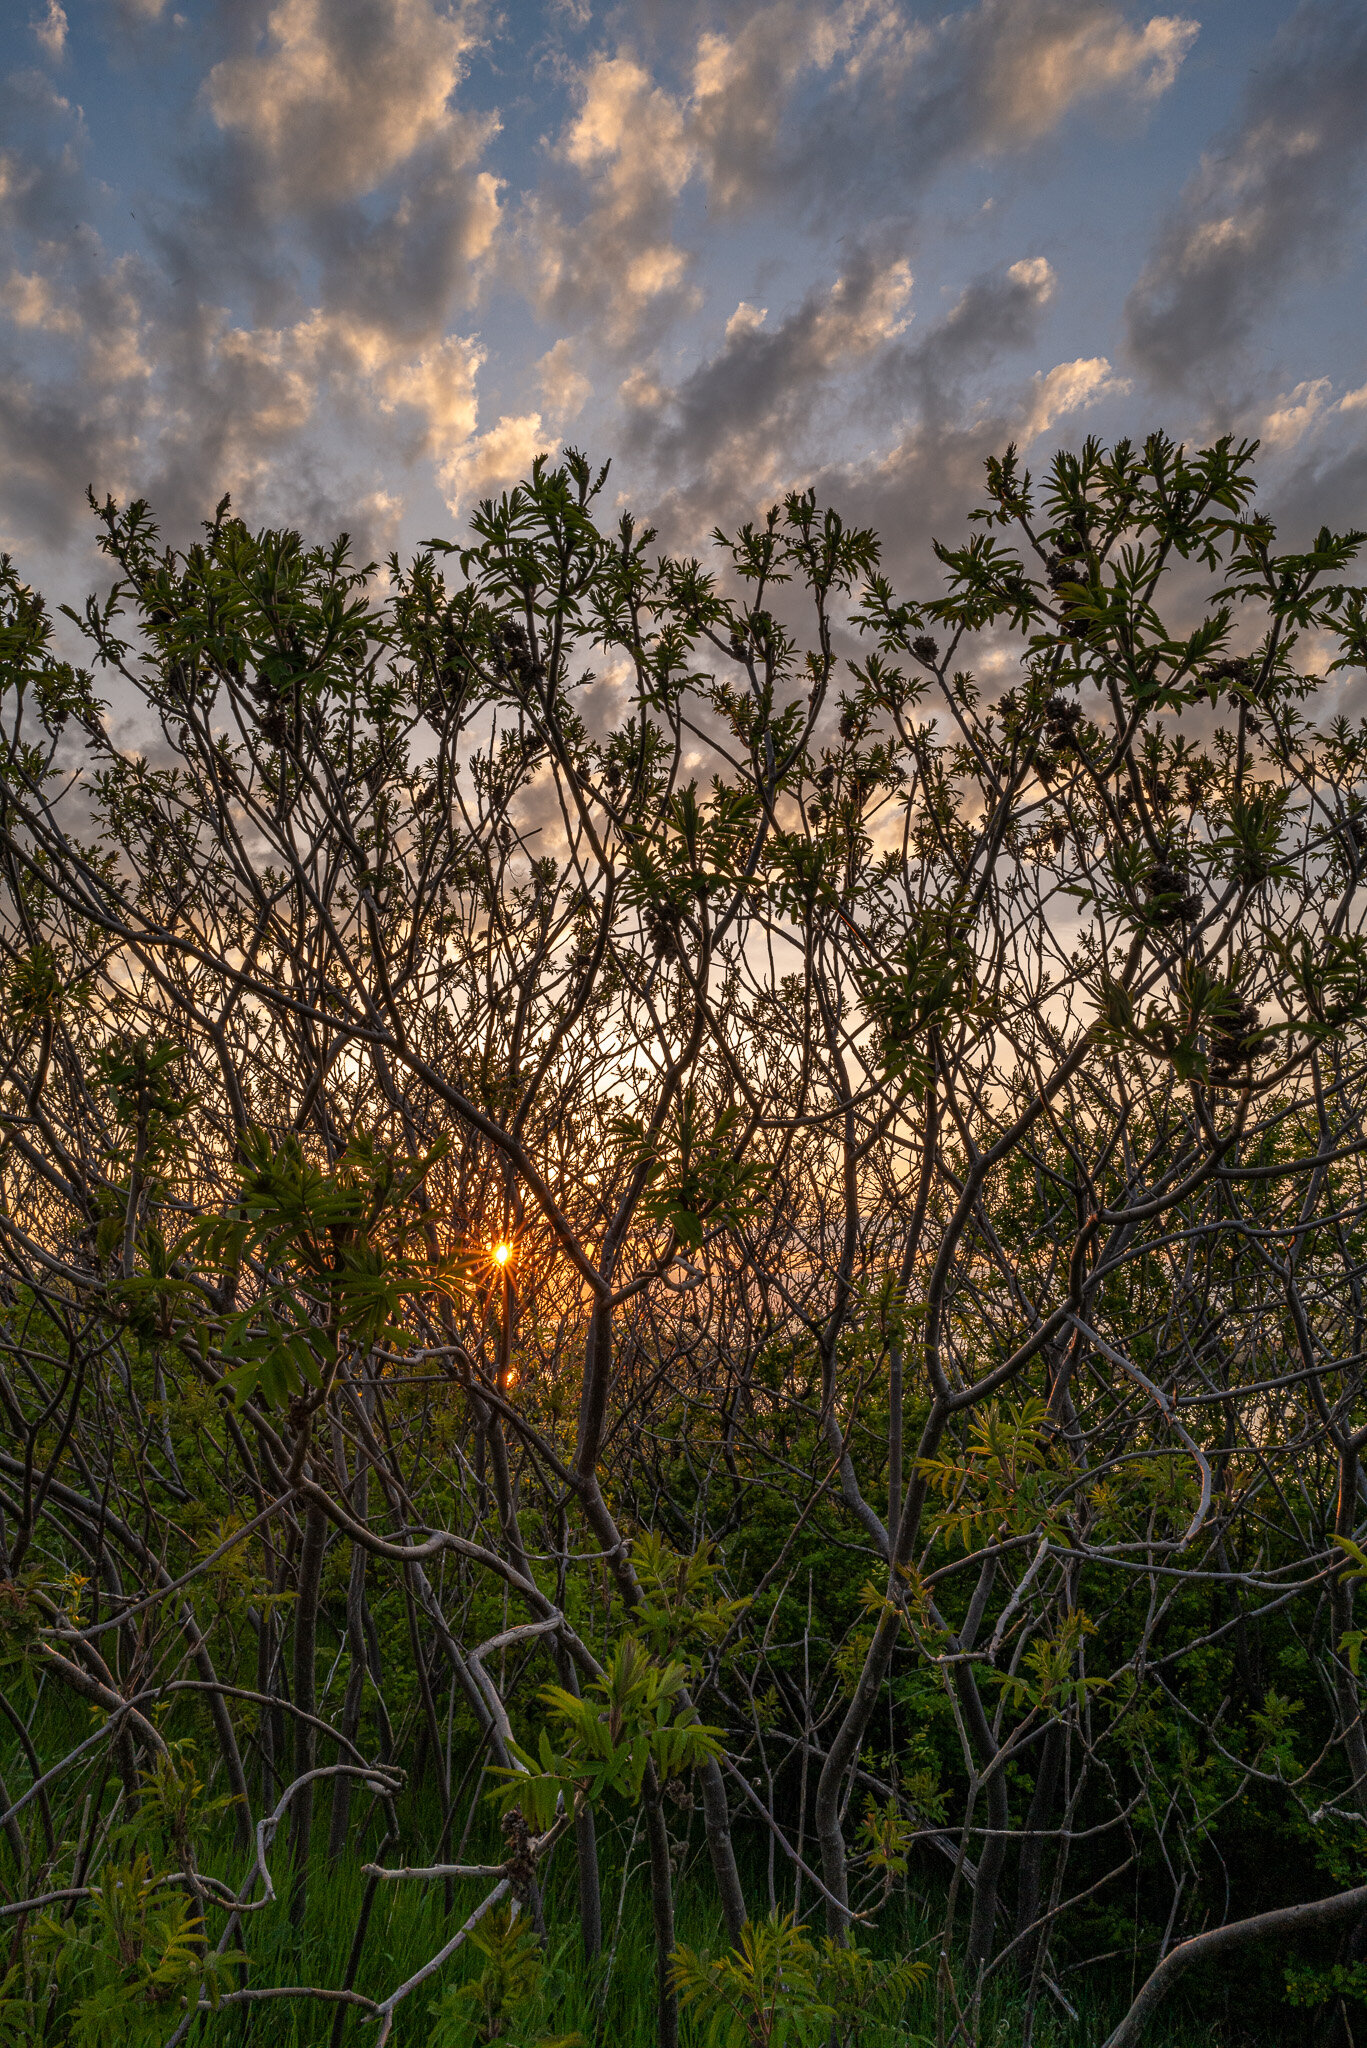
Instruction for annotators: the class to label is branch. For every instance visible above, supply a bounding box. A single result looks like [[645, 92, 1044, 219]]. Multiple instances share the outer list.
[[1101, 1884, 1367, 2048]]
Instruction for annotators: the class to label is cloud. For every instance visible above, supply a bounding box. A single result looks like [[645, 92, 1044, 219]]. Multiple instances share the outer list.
[[690, 0, 1194, 210], [869, 256, 1055, 420], [526, 1, 1193, 352], [1262, 377, 1334, 449], [0, 0, 1352, 608], [309, 159, 502, 337], [631, 252, 1059, 552], [1126, 0, 1367, 390], [725, 302, 767, 340], [437, 411, 554, 515], [0, 68, 86, 241], [625, 249, 912, 483], [3, 268, 81, 335], [537, 339, 590, 423], [31, 1, 67, 60], [966, 3, 1196, 148], [694, 0, 1197, 222], [526, 51, 698, 343], [1019, 355, 1130, 441], [0, 193, 496, 554], [687, 0, 902, 215], [207, 0, 482, 209]]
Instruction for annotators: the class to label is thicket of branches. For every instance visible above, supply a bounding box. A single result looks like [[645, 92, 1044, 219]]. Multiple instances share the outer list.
[[3, 433, 1367, 2045]]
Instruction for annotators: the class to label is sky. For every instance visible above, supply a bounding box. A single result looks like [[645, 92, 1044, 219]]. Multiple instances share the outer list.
[[3, 0, 1367, 603]]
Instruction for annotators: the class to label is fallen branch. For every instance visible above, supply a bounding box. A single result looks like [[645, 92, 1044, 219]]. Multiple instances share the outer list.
[[1101, 1883, 1367, 2048]]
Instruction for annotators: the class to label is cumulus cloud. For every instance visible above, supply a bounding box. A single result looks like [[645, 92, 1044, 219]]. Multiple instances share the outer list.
[[1126, 0, 1367, 390], [134, 0, 504, 389], [528, 0, 1193, 352], [309, 160, 502, 339], [690, 0, 1195, 208], [687, 0, 904, 214], [631, 252, 1061, 551], [0, 68, 86, 241], [1262, 377, 1334, 448], [882, 258, 1053, 396], [1018, 355, 1130, 440], [3, 269, 81, 335], [31, 2, 67, 60], [537, 339, 590, 423], [625, 249, 913, 485], [0, 0, 1358, 602], [525, 51, 698, 343], [966, 3, 1195, 147], [207, 0, 482, 209], [438, 412, 554, 516], [690, 0, 1197, 223], [0, 197, 496, 554], [725, 302, 768, 340]]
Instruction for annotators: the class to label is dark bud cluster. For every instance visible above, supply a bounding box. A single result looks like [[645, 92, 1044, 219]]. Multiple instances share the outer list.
[[492, 618, 545, 688], [645, 902, 681, 960], [1044, 693, 1083, 755], [248, 682, 292, 751], [1208, 995, 1261, 1086], [911, 634, 940, 666], [1203, 655, 1259, 706], [1144, 853, 1203, 928], [501, 1810, 537, 1906]]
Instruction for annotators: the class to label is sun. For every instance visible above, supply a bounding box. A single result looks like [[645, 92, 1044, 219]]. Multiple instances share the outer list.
[[492, 1241, 512, 1267]]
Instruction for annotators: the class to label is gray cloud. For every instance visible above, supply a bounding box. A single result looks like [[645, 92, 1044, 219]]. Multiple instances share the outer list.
[[1125, 0, 1367, 392], [688, 0, 1197, 224], [629, 252, 1091, 561], [0, 0, 510, 556], [519, 0, 1195, 354], [0, 0, 1358, 617], [1259, 429, 1367, 556], [0, 66, 88, 241], [205, 0, 485, 211], [623, 243, 915, 476]]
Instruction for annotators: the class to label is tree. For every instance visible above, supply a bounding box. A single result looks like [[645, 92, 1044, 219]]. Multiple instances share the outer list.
[[1, 433, 1367, 2046]]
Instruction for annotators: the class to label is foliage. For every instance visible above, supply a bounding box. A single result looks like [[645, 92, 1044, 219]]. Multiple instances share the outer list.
[[670, 1911, 928, 2047], [1, 430, 1367, 2048], [492, 1637, 723, 1829], [427, 1908, 583, 2048]]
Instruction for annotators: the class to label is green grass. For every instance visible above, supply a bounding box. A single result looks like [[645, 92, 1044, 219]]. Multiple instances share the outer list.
[[183, 1810, 1197, 2046], [0, 1710, 1231, 2045]]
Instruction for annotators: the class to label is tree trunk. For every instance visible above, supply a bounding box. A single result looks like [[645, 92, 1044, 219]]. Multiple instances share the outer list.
[[290, 1497, 328, 1914]]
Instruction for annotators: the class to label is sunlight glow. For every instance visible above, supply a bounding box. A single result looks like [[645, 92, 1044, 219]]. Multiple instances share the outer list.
[[493, 1241, 512, 1266]]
